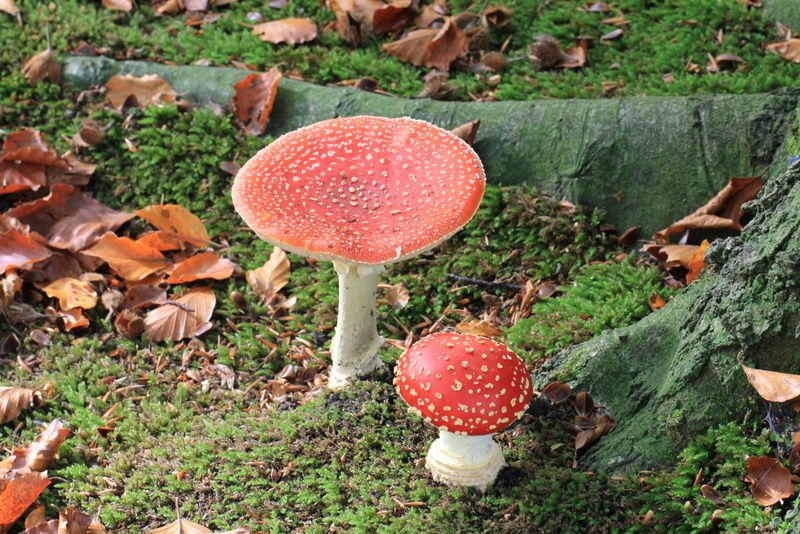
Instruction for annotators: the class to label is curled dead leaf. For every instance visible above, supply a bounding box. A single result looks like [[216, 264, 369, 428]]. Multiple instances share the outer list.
[[575, 414, 614, 450], [253, 18, 317, 45], [43, 277, 97, 310], [742, 365, 800, 403], [104, 74, 178, 110], [232, 69, 282, 136], [766, 38, 800, 63], [83, 233, 170, 281], [0, 230, 53, 274], [451, 120, 480, 146], [136, 204, 211, 248], [700, 484, 725, 505], [166, 252, 236, 284], [3, 129, 68, 169], [378, 282, 409, 310], [1, 419, 71, 472], [686, 239, 710, 284], [144, 287, 216, 342], [246, 247, 290, 304], [541, 381, 572, 404], [0, 387, 42, 424], [455, 319, 502, 337], [745, 456, 794, 506], [21, 48, 60, 86], [383, 19, 467, 71]]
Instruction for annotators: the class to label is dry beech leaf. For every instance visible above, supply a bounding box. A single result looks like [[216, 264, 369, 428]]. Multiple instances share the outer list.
[[82, 233, 171, 281], [3, 129, 68, 169], [541, 381, 572, 404], [246, 247, 290, 303], [6, 184, 134, 253], [0, 230, 53, 274], [232, 69, 282, 136], [0, 161, 46, 196], [700, 484, 725, 506], [648, 293, 666, 311], [329, 0, 384, 46], [115, 309, 145, 338], [0, 387, 41, 424], [642, 243, 698, 271], [154, 0, 182, 15], [378, 283, 409, 310], [573, 391, 594, 417], [455, 319, 502, 337], [0, 419, 71, 472], [21, 48, 60, 86], [373, 0, 417, 34], [43, 278, 97, 310], [527, 35, 586, 70], [482, 5, 512, 28], [166, 252, 235, 284], [0, 472, 51, 532], [54, 307, 90, 332], [383, 19, 468, 71], [767, 39, 800, 63], [102, 0, 133, 11], [104, 74, 178, 110], [0, 0, 19, 15], [253, 18, 317, 45], [686, 239, 710, 284], [145, 519, 249, 534], [655, 177, 763, 241], [24, 504, 46, 529], [136, 205, 211, 248], [144, 287, 216, 342], [451, 120, 480, 146], [745, 456, 794, 506], [575, 414, 614, 450], [72, 119, 106, 148], [136, 231, 183, 252], [742, 365, 800, 403], [123, 285, 168, 310]]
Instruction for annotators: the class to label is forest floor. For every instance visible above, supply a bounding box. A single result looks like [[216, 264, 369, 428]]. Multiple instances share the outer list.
[[0, 0, 798, 532]]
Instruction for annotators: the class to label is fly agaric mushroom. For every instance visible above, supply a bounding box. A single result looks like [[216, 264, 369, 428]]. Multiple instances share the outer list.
[[394, 332, 532, 491], [232, 116, 485, 389]]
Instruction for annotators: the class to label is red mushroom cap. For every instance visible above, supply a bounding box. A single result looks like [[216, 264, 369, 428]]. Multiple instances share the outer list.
[[394, 332, 533, 435], [232, 116, 485, 265]]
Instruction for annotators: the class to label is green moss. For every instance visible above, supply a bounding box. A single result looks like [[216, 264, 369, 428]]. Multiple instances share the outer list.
[[506, 259, 671, 362], [1, 0, 795, 102]]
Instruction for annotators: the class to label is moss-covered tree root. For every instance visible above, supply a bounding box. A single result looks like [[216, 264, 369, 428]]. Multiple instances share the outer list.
[[540, 160, 800, 471], [62, 56, 800, 235]]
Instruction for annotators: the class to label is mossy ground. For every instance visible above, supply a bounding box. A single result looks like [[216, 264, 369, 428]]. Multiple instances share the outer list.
[[0, 80, 792, 530], [1, 0, 796, 102]]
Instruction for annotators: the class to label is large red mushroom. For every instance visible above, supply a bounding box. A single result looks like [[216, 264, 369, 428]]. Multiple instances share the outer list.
[[232, 116, 485, 389], [395, 332, 533, 490]]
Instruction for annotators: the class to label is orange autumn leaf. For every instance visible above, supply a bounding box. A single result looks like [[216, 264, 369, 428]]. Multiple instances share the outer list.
[[455, 320, 502, 337], [654, 177, 763, 241], [648, 293, 666, 310], [136, 205, 211, 248], [0, 230, 53, 274], [102, 0, 133, 10], [6, 184, 134, 253], [2, 129, 67, 169], [252, 18, 317, 45], [766, 38, 800, 63], [144, 287, 216, 342], [745, 456, 794, 506], [0, 472, 51, 531], [383, 19, 467, 71], [55, 308, 90, 332], [232, 69, 282, 136], [642, 243, 698, 270], [104, 74, 177, 111], [742, 365, 800, 403], [43, 278, 97, 310], [82, 233, 171, 281], [0, 161, 46, 196], [166, 252, 235, 284], [136, 231, 183, 252], [686, 239, 710, 284], [21, 45, 60, 86], [0, 419, 71, 473]]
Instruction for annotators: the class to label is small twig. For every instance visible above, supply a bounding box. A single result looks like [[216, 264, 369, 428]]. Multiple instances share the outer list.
[[45, 24, 52, 51], [447, 274, 523, 290], [165, 301, 195, 313]]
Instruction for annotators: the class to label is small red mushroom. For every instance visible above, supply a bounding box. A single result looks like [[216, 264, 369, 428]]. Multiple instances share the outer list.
[[232, 116, 485, 389], [394, 332, 533, 490]]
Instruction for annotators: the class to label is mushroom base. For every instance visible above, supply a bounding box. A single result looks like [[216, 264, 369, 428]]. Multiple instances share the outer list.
[[425, 431, 505, 492], [328, 261, 385, 390]]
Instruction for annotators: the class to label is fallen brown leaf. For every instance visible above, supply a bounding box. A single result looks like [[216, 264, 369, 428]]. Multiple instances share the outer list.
[[328, 0, 383, 46], [43, 278, 97, 310], [122, 285, 168, 310], [527, 35, 586, 70], [383, 19, 467, 71], [3, 129, 68, 169], [642, 243, 698, 271], [1, 419, 71, 472], [145, 519, 249, 534], [0, 230, 53, 274], [144, 287, 216, 342], [575, 414, 614, 450], [742, 365, 800, 403], [745, 456, 794, 506], [373, 0, 417, 34], [378, 282, 409, 310], [648, 293, 666, 310], [232, 69, 282, 136], [766, 38, 800, 63], [700, 484, 725, 506], [246, 247, 290, 304], [482, 5, 512, 28], [253, 18, 317, 45], [72, 119, 106, 148], [0, 0, 19, 16], [54, 307, 90, 332], [21, 48, 60, 86], [102, 0, 133, 10], [82, 233, 171, 281], [105, 74, 178, 110], [0, 472, 51, 532], [0, 162, 46, 196], [136, 204, 211, 248], [541, 381, 572, 404], [455, 319, 502, 337], [154, 0, 182, 15], [451, 120, 480, 146], [0, 387, 41, 424], [6, 184, 134, 253], [166, 252, 235, 284], [136, 231, 183, 252], [686, 239, 710, 284]]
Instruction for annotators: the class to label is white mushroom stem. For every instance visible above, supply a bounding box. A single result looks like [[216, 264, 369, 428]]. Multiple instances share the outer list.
[[425, 430, 506, 492], [327, 260, 385, 390]]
